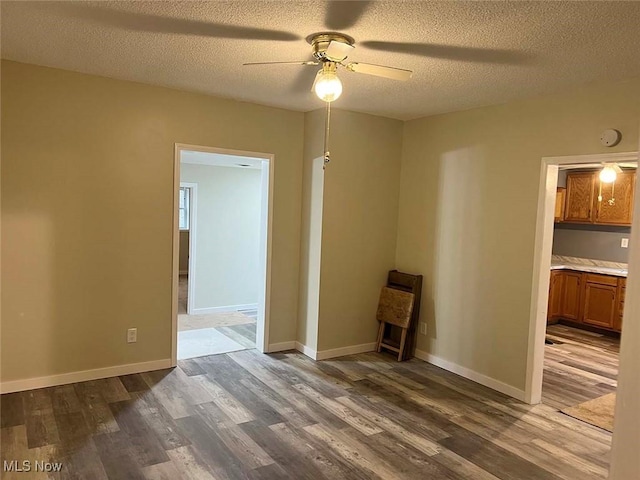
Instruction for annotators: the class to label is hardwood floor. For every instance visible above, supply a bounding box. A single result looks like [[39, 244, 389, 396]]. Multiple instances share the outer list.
[[543, 324, 619, 410], [1, 348, 613, 479]]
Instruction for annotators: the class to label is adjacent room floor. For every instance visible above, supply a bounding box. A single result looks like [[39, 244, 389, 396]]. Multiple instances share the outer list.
[[543, 324, 619, 431], [1, 350, 612, 480], [177, 275, 257, 359], [542, 325, 620, 432]]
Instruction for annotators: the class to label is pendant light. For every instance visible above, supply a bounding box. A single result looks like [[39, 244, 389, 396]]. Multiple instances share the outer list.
[[314, 63, 342, 102], [598, 163, 623, 205], [312, 62, 341, 168], [599, 163, 621, 184]]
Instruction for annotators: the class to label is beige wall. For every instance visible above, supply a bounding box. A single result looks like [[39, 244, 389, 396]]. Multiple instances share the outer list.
[[609, 132, 640, 478], [1, 61, 304, 382], [181, 163, 261, 310], [396, 78, 640, 390], [3, 56, 639, 405], [297, 108, 326, 350], [179, 230, 189, 273], [317, 109, 403, 351]]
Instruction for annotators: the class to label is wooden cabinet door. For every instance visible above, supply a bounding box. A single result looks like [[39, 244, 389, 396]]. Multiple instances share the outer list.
[[561, 271, 582, 321], [548, 271, 564, 321], [554, 188, 566, 222], [565, 172, 596, 222], [615, 278, 626, 331], [583, 282, 617, 329], [594, 171, 636, 226]]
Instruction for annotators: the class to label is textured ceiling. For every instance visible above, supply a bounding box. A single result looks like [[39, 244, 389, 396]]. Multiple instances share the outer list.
[[2, 1, 640, 120]]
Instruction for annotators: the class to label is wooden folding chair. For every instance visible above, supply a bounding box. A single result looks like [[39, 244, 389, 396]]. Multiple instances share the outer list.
[[375, 286, 415, 361]]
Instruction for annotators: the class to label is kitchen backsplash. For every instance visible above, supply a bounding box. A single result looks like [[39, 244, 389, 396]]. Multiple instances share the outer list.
[[552, 223, 630, 264]]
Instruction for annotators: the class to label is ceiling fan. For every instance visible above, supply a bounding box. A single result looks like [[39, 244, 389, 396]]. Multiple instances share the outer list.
[[50, 1, 530, 163], [243, 32, 413, 102], [52, 1, 530, 104]]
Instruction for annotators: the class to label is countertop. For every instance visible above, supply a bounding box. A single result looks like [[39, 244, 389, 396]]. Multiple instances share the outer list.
[[551, 255, 628, 278]]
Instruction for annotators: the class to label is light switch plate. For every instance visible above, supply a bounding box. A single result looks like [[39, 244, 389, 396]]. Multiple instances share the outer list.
[[621, 238, 629, 248]]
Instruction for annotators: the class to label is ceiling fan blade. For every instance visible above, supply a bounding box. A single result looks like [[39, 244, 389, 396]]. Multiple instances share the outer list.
[[360, 41, 532, 65], [243, 61, 319, 66], [325, 1, 371, 30], [344, 63, 412, 81], [325, 40, 355, 62], [50, 3, 301, 41]]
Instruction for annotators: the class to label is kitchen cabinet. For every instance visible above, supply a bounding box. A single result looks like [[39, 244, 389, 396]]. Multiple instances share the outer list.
[[563, 169, 636, 226], [615, 278, 626, 331], [564, 172, 596, 222], [594, 170, 636, 225], [583, 280, 617, 329], [561, 271, 582, 321], [548, 271, 563, 321], [554, 187, 566, 222], [547, 270, 623, 332]]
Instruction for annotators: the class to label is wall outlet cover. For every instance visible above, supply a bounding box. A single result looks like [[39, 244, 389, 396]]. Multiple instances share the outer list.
[[419, 322, 427, 335], [622, 238, 629, 248], [127, 328, 137, 343]]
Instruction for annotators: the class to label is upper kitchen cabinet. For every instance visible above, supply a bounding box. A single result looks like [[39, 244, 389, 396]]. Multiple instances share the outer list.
[[564, 171, 596, 222], [554, 187, 566, 222], [594, 170, 636, 225], [563, 169, 636, 226]]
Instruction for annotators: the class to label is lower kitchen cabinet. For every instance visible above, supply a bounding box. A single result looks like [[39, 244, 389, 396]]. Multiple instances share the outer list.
[[548, 271, 563, 320], [615, 278, 626, 331], [582, 281, 617, 329], [561, 271, 582, 321], [547, 270, 623, 333]]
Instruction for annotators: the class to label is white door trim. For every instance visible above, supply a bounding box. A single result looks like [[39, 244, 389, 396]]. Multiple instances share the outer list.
[[180, 182, 198, 315], [525, 151, 638, 404], [172, 143, 274, 365]]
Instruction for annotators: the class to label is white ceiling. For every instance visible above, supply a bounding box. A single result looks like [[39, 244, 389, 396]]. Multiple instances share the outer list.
[[2, 1, 640, 120]]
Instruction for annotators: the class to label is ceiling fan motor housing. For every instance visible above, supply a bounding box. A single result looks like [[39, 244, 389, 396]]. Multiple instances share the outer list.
[[307, 32, 355, 62]]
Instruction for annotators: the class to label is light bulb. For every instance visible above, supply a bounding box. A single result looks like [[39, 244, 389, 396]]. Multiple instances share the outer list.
[[599, 164, 618, 184], [314, 70, 342, 102]]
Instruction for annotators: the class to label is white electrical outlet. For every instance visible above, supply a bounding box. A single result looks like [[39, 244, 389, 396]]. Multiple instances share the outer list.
[[621, 238, 629, 248], [419, 322, 427, 335], [127, 328, 137, 343]]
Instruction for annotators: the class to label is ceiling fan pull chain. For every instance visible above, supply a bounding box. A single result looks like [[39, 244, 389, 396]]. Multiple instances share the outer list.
[[323, 101, 332, 168], [610, 182, 616, 206]]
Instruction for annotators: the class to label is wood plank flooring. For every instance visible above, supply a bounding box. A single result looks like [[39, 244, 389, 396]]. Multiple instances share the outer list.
[[543, 324, 619, 410], [1, 345, 613, 480]]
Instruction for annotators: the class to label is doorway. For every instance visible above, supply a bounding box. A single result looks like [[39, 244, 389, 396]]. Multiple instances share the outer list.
[[171, 144, 273, 363], [526, 151, 638, 418]]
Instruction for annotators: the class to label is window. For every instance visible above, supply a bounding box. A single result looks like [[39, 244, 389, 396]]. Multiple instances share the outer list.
[[179, 187, 190, 230]]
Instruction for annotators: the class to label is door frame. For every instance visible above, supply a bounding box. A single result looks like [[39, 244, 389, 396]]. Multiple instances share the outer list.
[[171, 143, 275, 365], [525, 150, 638, 404], [179, 182, 198, 315]]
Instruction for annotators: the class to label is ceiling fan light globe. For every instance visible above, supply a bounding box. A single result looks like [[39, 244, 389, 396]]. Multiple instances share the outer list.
[[314, 72, 342, 102], [600, 165, 618, 184]]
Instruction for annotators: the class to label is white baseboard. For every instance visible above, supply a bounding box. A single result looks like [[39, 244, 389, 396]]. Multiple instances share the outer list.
[[414, 349, 526, 402], [268, 341, 296, 352], [295, 342, 318, 360], [290, 341, 376, 361], [190, 303, 258, 315], [316, 342, 376, 360], [0, 358, 173, 394]]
